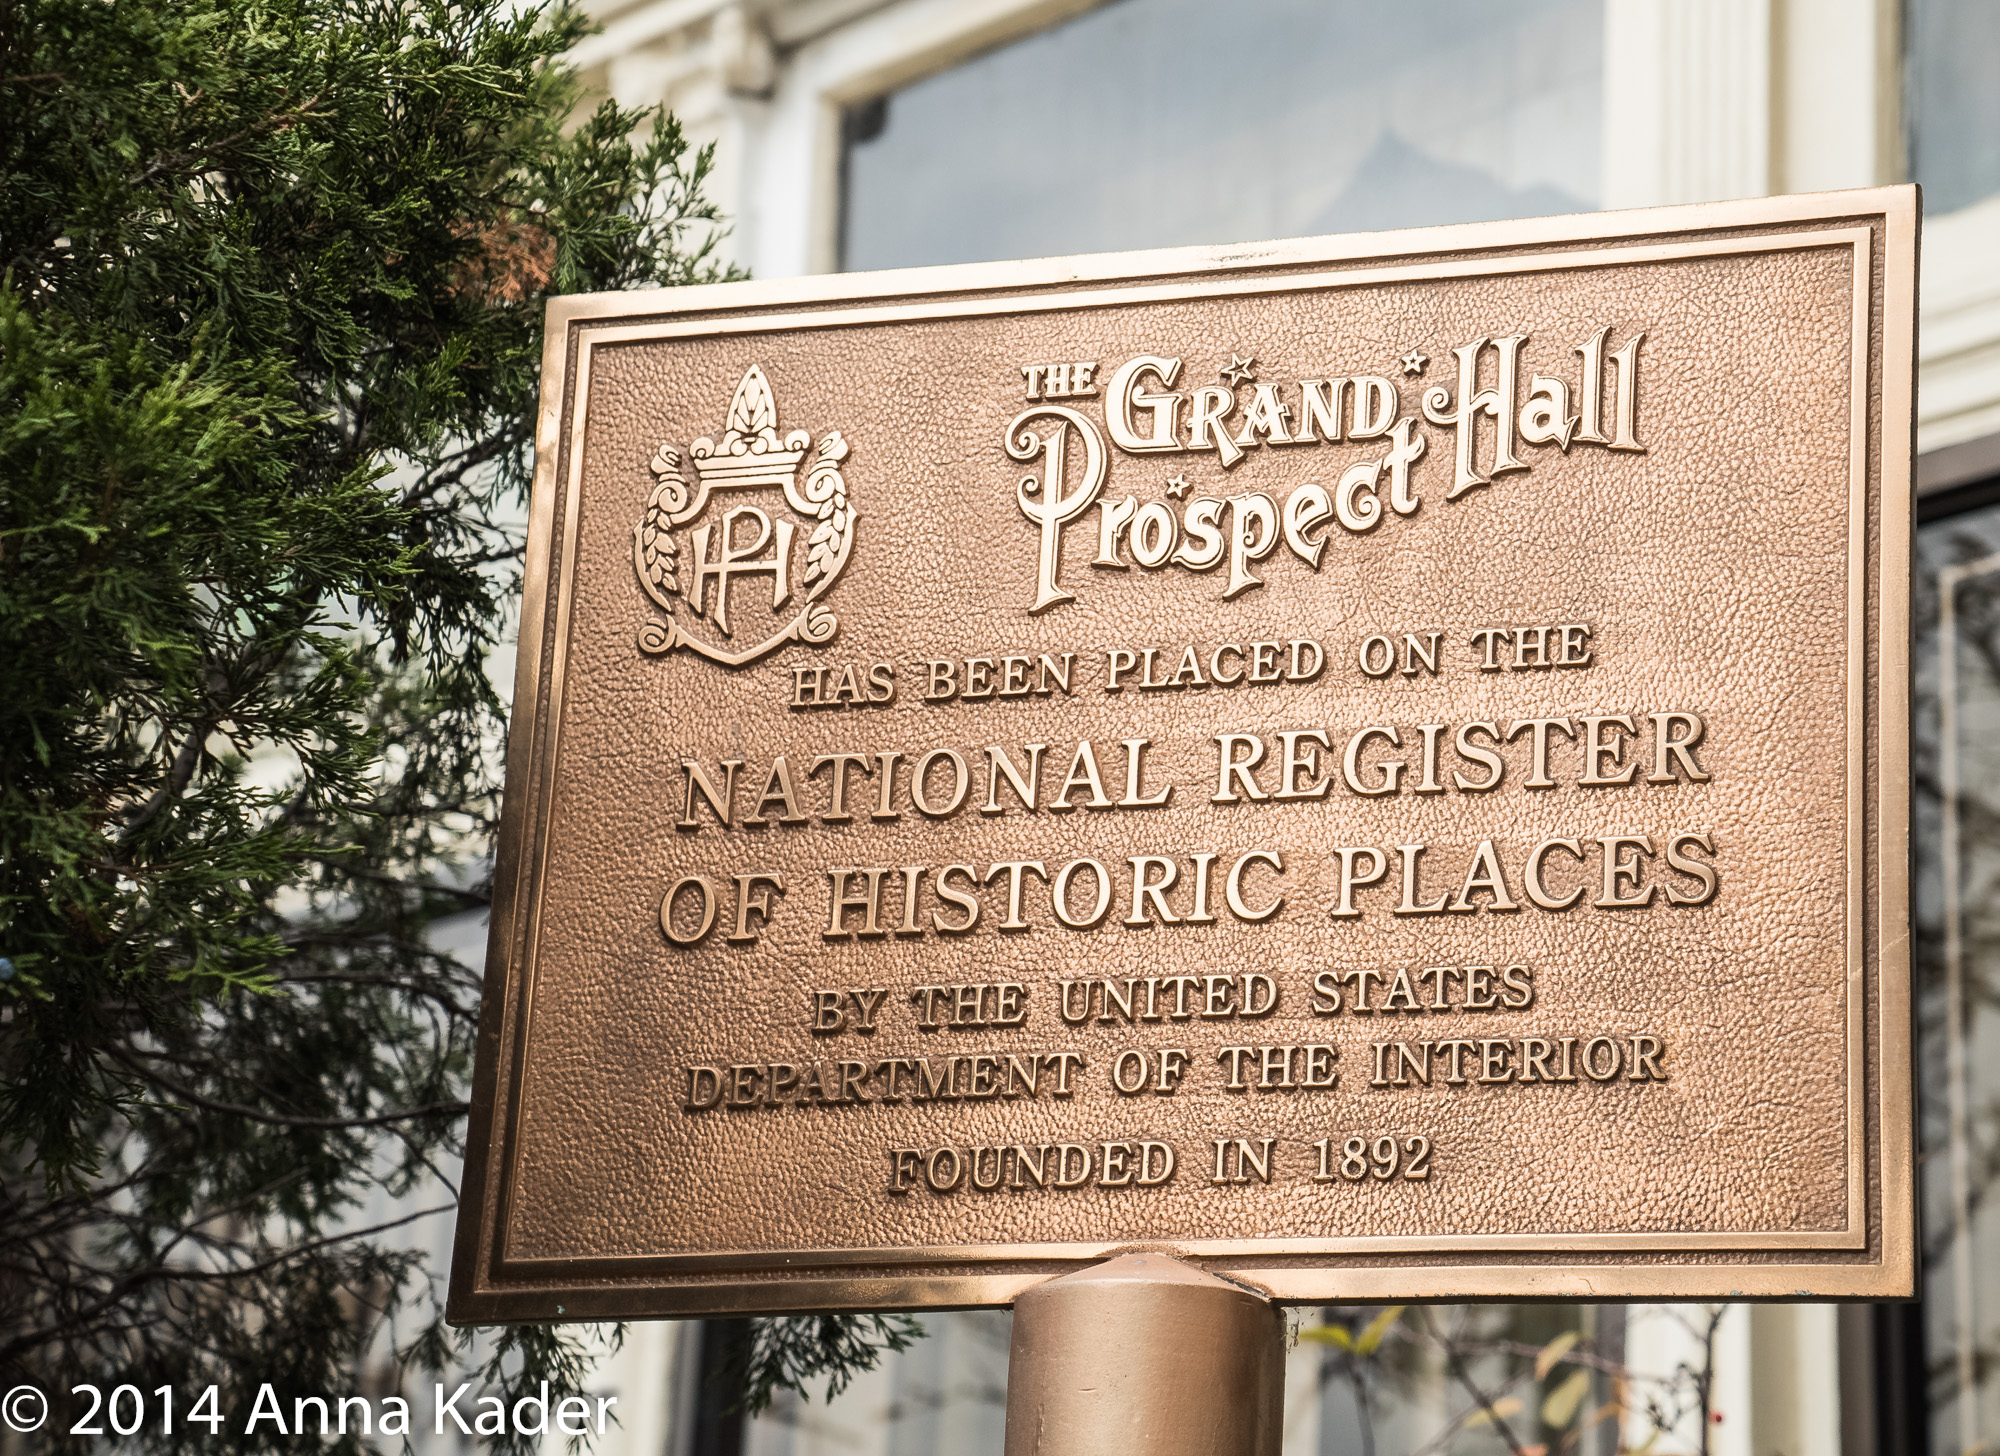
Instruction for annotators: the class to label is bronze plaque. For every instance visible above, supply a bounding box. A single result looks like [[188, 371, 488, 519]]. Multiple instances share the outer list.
[[448, 190, 1916, 1320]]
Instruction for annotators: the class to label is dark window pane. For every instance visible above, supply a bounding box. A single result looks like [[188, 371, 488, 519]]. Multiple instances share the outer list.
[[1916, 497, 2000, 1454]]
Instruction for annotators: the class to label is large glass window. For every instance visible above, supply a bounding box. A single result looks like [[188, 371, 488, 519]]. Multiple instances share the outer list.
[[840, 0, 1604, 271], [1917, 496, 2000, 1454], [1907, 0, 2000, 216]]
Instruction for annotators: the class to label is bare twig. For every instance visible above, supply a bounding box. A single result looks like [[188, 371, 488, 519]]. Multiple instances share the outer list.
[[127, 94, 327, 188], [1420, 1309, 1530, 1456], [0, 1203, 451, 1369], [105, 1043, 468, 1129]]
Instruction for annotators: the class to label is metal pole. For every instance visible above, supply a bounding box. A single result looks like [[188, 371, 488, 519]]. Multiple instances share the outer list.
[[1003, 1254, 1285, 1456]]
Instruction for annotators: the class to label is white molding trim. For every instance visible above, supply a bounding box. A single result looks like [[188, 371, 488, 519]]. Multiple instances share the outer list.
[[573, 0, 724, 74], [1921, 195, 2000, 454], [577, 0, 1111, 279], [743, 0, 1106, 276]]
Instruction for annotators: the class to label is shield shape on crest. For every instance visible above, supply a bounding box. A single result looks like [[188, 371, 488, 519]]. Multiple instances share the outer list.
[[632, 364, 857, 666]]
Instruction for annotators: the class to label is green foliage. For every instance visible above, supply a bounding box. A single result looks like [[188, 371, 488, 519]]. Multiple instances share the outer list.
[[1540, 1366, 1592, 1430], [1300, 1304, 1402, 1357], [0, 0, 847, 1448]]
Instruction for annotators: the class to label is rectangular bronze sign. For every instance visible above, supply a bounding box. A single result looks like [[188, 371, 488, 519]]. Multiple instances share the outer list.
[[449, 189, 1916, 1320]]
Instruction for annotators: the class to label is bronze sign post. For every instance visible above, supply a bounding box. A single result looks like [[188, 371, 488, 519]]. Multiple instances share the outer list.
[[1005, 1254, 1284, 1456], [448, 189, 1917, 1439]]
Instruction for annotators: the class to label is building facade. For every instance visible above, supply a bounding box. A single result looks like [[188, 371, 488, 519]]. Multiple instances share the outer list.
[[559, 2, 2000, 1452]]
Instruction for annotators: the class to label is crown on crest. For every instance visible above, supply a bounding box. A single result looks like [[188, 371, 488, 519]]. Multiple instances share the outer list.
[[689, 365, 811, 489]]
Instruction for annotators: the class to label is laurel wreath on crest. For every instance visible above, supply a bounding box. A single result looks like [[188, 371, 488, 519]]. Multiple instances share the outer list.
[[635, 445, 688, 612], [633, 432, 855, 618], [795, 431, 854, 594]]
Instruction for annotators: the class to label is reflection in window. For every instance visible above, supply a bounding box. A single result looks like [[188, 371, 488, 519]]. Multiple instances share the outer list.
[[840, 0, 1603, 271], [1918, 501, 2000, 1453], [1907, 0, 2000, 217]]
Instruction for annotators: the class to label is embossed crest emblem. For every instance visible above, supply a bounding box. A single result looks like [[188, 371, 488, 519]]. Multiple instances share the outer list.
[[633, 365, 856, 665]]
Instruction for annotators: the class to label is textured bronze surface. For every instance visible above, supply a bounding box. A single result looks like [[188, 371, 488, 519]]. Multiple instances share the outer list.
[[448, 189, 1916, 1321]]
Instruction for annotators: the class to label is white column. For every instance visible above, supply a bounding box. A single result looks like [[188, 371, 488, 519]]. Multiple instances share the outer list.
[[1621, 1303, 1843, 1456], [1747, 1305, 1845, 1456], [1603, 0, 1773, 209], [1710, 1305, 1753, 1456], [1622, 1305, 1750, 1455], [1771, 0, 1900, 193]]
